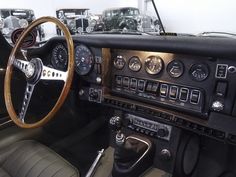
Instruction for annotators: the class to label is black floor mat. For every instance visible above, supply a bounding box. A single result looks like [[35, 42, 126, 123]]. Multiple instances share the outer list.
[[52, 123, 110, 177]]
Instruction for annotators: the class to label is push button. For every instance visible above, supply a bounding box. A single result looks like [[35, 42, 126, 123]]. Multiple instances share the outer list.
[[179, 88, 189, 102], [190, 90, 201, 104], [169, 86, 178, 99], [160, 84, 168, 97]]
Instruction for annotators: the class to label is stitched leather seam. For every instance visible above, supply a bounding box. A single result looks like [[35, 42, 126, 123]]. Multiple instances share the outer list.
[[36, 159, 60, 177], [24, 153, 53, 177], [51, 166, 65, 177], [13, 148, 46, 176], [2, 143, 31, 167]]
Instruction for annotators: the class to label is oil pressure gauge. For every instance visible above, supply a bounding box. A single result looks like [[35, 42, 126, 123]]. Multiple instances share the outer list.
[[190, 63, 209, 81]]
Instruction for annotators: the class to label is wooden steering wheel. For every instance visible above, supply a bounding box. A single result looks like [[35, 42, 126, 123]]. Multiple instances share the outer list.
[[4, 17, 74, 128]]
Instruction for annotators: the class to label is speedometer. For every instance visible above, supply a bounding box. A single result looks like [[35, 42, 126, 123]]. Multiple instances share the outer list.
[[51, 44, 68, 70], [75, 45, 94, 75]]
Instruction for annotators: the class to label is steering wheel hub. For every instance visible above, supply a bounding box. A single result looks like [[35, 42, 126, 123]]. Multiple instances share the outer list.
[[25, 62, 35, 78]]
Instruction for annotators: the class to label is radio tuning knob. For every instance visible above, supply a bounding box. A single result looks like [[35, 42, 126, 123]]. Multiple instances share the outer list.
[[212, 101, 224, 112], [157, 126, 169, 138]]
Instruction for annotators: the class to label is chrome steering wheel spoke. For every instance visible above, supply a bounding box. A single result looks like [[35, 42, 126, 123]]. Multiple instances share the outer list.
[[41, 65, 67, 82], [19, 83, 35, 122], [12, 59, 30, 74]]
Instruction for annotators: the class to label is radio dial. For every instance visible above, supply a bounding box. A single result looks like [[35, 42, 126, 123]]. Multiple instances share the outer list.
[[157, 126, 169, 138]]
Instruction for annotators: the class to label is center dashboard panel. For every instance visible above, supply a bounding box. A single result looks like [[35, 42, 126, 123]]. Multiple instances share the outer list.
[[110, 49, 215, 118]]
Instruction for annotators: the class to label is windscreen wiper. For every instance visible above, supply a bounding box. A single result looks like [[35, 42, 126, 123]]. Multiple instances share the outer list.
[[151, 0, 166, 34], [198, 32, 236, 38]]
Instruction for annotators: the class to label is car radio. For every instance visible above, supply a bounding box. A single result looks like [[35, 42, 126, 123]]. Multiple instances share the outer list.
[[125, 114, 172, 141]]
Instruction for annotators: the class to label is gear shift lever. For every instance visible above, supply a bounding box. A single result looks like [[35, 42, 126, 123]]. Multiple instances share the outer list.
[[109, 116, 154, 177]]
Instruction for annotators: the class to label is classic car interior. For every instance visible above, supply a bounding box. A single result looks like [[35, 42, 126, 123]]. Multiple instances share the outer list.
[[1, 12, 236, 177]]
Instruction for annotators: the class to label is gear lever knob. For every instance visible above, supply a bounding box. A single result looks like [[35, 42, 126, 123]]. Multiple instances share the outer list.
[[109, 116, 122, 131]]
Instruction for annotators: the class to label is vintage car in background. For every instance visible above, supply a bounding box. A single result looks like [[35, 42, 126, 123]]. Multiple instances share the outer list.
[[56, 8, 97, 35], [0, 9, 45, 42], [102, 7, 160, 32]]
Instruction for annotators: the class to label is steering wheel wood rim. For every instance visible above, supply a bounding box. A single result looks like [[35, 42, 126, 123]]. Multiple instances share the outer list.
[[4, 16, 74, 128]]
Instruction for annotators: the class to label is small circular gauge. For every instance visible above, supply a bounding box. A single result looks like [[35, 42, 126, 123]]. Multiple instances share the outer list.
[[113, 56, 125, 69], [128, 56, 142, 72], [167, 60, 184, 78], [51, 44, 68, 70], [145, 56, 163, 75], [75, 45, 94, 75], [190, 63, 209, 81]]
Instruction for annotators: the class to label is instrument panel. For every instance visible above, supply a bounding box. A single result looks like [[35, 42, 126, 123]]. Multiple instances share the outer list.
[[110, 49, 220, 118]]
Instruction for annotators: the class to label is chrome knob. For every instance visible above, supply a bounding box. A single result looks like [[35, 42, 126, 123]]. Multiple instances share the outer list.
[[116, 132, 126, 146], [212, 101, 224, 111], [160, 149, 172, 161]]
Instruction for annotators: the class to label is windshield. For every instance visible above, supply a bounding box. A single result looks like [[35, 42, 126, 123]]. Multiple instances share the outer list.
[[0, 0, 235, 44]]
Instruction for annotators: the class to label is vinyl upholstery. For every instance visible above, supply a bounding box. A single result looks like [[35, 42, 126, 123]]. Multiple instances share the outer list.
[[0, 140, 79, 177]]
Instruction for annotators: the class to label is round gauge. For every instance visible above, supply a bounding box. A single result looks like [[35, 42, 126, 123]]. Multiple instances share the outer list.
[[113, 56, 125, 69], [190, 63, 209, 81], [167, 60, 184, 78], [145, 56, 163, 75], [128, 56, 142, 72], [75, 45, 94, 75], [51, 44, 68, 70]]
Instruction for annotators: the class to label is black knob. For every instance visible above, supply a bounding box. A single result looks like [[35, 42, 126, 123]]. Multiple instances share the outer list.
[[157, 126, 169, 138], [109, 116, 122, 131]]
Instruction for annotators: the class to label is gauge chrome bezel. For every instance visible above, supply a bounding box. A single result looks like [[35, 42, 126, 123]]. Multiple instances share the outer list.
[[51, 43, 68, 71], [145, 55, 163, 75], [128, 56, 142, 72], [113, 55, 126, 70], [74, 44, 94, 76], [167, 60, 184, 78]]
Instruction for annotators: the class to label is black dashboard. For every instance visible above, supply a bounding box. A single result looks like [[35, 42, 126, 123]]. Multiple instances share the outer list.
[[36, 34, 236, 145]]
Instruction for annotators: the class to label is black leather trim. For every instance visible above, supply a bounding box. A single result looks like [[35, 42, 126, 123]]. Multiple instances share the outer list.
[[0, 140, 79, 177]]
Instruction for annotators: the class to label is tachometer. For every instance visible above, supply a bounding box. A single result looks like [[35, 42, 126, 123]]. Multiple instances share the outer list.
[[145, 56, 163, 75], [75, 45, 94, 75], [128, 56, 142, 72], [51, 44, 68, 70]]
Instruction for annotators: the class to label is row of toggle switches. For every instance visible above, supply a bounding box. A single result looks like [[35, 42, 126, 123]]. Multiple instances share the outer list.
[[114, 75, 202, 105]]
